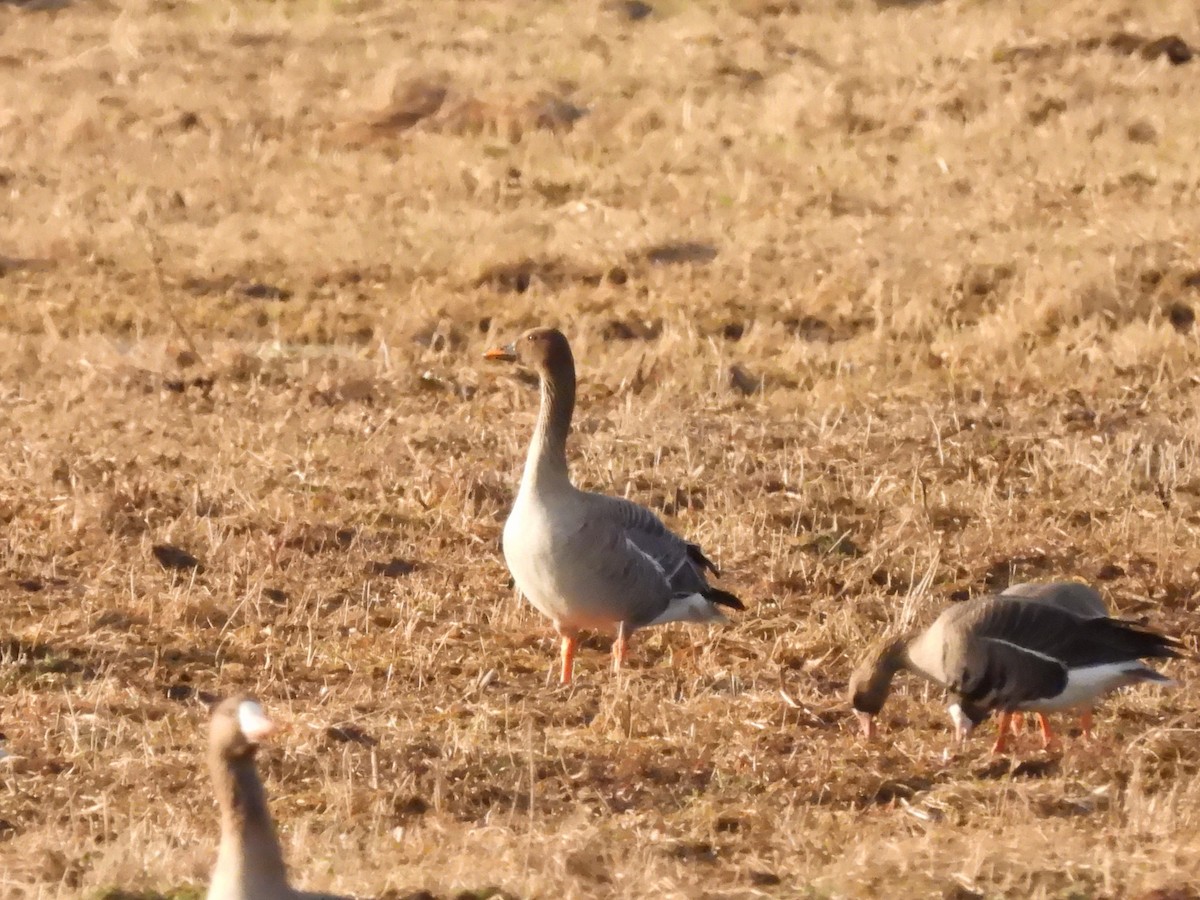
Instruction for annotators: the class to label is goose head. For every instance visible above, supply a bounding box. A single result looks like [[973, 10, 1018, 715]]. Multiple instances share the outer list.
[[847, 638, 908, 739], [209, 696, 276, 761], [484, 327, 573, 378]]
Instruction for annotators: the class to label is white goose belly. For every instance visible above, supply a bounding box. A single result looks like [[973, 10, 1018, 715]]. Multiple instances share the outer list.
[[1015, 663, 1144, 711], [502, 499, 649, 632]]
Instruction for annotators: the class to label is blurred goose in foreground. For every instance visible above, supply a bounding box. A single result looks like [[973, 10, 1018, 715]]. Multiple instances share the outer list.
[[849, 595, 1180, 754], [485, 327, 744, 683], [207, 697, 351, 900], [997, 581, 1108, 744]]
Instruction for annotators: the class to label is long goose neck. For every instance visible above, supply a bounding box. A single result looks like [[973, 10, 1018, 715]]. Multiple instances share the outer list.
[[872, 634, 915, 693], [888, 634, 916, 675], [522, 356, 576, 490], [210, 749, 290, 889]]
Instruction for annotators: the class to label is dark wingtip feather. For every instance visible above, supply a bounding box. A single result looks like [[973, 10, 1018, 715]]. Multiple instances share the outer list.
[[686, 543, 720, 576], [1127, 621, 1183, 655], [1099, 618, 1183, 659], [706, 587, 745, 611]]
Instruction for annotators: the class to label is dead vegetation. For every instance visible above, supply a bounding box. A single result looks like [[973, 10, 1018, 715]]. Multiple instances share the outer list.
[[1, 0, 1200, 897]]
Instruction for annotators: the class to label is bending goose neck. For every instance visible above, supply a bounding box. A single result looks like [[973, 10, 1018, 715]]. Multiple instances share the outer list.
[[524, 355, 576, 488], [867, 634, 915, 699], [210, 750, 290, 890], [884, 635, 914, 676]]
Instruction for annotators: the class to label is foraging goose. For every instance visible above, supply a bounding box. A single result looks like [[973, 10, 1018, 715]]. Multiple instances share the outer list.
[[484, 327, 743, 683], [207, 697, 351, 900], [849, 595, 1179, 753], [997, 581, 1108, 744]]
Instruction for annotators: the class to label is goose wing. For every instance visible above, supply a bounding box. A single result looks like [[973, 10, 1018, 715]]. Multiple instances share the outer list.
[[576, 494, 743, 624], [566, 503, 681, 624], [1000, 581, 1108, 619], [589, 494, 718, 595], [942, 598, 1178, 708]]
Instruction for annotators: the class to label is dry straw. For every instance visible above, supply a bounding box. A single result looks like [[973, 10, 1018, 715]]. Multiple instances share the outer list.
[[0, 0, 1198, 897]]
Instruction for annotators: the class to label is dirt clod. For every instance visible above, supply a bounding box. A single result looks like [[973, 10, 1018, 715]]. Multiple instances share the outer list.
[[151, 543, 202, 571], [644, 241, 718, 266]]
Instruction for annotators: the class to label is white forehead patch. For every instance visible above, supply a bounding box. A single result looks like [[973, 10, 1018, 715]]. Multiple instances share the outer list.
[[237, 700, 274, 741]]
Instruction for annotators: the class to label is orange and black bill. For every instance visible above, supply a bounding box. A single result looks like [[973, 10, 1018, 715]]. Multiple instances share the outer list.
[[484, 342, 517, 361]]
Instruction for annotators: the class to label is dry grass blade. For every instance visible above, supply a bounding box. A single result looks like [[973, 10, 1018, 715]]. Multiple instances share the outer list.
[[0, 0, 1198, 898]]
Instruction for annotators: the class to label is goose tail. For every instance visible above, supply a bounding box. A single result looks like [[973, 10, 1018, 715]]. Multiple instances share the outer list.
[[648, 587, 745, 625], [1088, 618, 1183, 661], [1127, 666, 1178, 688]]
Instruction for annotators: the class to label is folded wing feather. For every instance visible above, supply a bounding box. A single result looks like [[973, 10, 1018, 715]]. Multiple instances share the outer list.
[[590, 494, 713, 595]]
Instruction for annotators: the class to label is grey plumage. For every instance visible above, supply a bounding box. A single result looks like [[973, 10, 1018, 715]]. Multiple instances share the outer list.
[[928, 598, 1178, 715], [849, 592, 1180, 751], [486, 327, 742, 682], [979, 581, 1128, 743], [589, 494, 740, 619], [1000, 581, 1107, 619]]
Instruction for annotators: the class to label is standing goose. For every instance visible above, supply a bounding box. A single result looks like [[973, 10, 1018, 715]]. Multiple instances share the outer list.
[[848, 596, 1180, 753], [484, 327, 744, 683], [997, 581, 1109, 744], [207, 697, 352, 900]]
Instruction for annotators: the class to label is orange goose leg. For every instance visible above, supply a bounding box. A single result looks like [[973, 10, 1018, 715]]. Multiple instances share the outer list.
[[991, 712, 1014, 754], [559, 635, 577, 685], [612, 625, 630, 673], [1037, 713, 1057, 749], [1079, 708, 1094, 739]]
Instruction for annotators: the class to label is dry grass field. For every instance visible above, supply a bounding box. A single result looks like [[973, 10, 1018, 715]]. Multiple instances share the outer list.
[[2, 0, 1200, 896]]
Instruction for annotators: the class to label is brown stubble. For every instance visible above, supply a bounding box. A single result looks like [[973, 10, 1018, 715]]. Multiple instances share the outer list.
[[1, 0, 1199, 897]]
